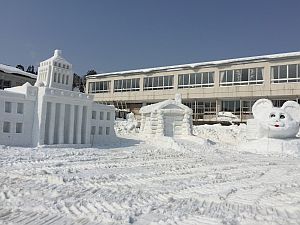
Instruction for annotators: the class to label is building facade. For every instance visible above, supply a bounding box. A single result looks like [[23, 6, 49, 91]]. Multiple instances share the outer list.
[[0, 64, 37, 90], [0, 50, 115, 147], [86, 52, 300, 122]]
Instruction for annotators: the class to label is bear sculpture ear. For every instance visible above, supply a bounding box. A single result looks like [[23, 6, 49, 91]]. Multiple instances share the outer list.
[[281, 101, 300, 122], [252, 99, 273, 120]]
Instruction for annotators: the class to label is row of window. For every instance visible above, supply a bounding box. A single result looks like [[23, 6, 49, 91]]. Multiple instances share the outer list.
[[271, 64, 300, 83], [53, 73, 69, 85], [114, 78, 140, 92], [88, 64, 300, 93], [92, 111, 111, 120], [41, 61, 70, 69], [88, 81, 110, 93], [91, 126, 110, 135], [0, 79, 11, 89], [220, 67, 263, 86], [53, 62, 69, 69], [4, 102, 24, 114], [144, 75, 174, 90], [178, 72, 214, 88], [2, 121, 23, 133]]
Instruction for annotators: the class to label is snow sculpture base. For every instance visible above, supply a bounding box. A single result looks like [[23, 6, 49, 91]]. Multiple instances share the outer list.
[[239, 138, 300, 155]]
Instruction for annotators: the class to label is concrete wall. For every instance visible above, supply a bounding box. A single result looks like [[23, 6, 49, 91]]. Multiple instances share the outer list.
[[0, 71, 36, 89]]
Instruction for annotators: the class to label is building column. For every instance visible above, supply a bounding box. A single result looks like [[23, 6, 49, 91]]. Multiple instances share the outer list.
[[48, 102, 56, 145], [140, 77, 144, 91], [76, 105, 83, 144], [216, 99, 222, 120], [69, 104, 75, 144], [173, 74, 178, 90], [58, 103, 65, 144]]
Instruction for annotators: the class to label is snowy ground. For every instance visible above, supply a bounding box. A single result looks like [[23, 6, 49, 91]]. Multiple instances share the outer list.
[[1, 125, 300, 225]]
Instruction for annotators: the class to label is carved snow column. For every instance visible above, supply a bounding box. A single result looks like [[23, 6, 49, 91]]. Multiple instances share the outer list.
[[156, 110, 164, 136], [182, 109, 192, 135], [150, 110, 158, 135]]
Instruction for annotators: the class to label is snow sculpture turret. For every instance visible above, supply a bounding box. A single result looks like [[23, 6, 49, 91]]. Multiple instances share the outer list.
[[252, 99, 300, 139], [36, 50, 73, 91]]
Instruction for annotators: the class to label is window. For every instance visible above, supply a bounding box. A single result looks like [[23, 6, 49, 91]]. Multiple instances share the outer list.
[[5, 102, 12, 113], [58, 73, 61, 83], [17, 103, 24, 114], [91, 126, 96, 135], [178, 72, 214, 88], [106, 127, 110, 135], [63, 64, 65, 69], [107, 112, 111, 120], [92, 111, 96, 119], [58, 63, 61, 67], [271, 64, 300, 83], [16, 123, 23, 133], [54, 62, 57, 66], [143, 75, 174, 90], [113, 78, 140, 92], [220, 68, 263, 86], [0, 80, 11, 89], [66, 65, 69, 69], [98, 126, 103, 135], [183, 101, 216, 120], [222, 101, 241, 115], [66, 75, 69, 85], [62, 74, 65, 84], [88, 81, 110, 93], [3, 122, 10, 133], [54, 73, 57, 82], [100, 112, 104, 120]]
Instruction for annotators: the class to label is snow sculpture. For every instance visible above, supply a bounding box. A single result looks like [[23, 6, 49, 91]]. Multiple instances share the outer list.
[[0, 50, 116, 147], [252, 99, 300, 139], [139, 94, 193, 137], [125, 112, 138, 132]]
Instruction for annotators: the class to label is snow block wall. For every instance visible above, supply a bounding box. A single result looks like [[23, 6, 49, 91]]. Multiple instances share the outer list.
[[0, 50, 116, 147], [247, 99, 300, 139], [139, 94, 193, 137]]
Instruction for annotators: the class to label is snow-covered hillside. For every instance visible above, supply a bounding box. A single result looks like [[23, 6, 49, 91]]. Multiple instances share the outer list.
[[0, 126, 300, 225]]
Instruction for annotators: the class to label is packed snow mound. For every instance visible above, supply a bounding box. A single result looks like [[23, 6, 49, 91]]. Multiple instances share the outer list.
[[0, 64, 37, 79], [252, 99, 300, 139], [115, 118, 139, 135], [217, 111, 239, 123], [193, 124, 247, 145]]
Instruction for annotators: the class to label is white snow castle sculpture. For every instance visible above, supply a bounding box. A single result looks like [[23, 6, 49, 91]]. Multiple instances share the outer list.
[[0, 50, 116, 147], [139, 94, 193, 137], [243, 99, 300, 154]]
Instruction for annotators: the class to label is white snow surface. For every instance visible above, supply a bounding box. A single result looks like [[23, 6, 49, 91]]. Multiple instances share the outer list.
[[1, 124, 300, 225], [0, 64, 37, 79]]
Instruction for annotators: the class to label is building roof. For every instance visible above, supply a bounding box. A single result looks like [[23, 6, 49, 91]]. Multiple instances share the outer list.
[[87, 51, 300, 78], [140, 99, 193, 114], [0, 64, 37, 79]]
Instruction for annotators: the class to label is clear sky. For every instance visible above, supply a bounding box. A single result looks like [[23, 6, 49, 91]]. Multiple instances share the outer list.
[[1, 0, 300, 75]]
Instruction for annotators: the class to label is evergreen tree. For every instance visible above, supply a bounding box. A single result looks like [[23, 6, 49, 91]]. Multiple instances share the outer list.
[[16, 64, 24, 71]]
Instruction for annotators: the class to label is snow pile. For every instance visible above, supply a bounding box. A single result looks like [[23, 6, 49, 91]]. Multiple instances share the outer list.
[[193, 124, 247, 145], [115, 118, 139, 136], [0, 64, 37, 79], [216, 111, 239, 123]]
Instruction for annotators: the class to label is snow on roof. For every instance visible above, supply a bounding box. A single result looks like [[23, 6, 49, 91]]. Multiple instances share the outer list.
[[88, 51, 300, 78], [140, 99, 192, 114], [0, 64, 37, 79]]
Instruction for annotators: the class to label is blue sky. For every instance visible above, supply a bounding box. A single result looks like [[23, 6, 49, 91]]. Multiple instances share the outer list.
[[1, 0, 300, 75]]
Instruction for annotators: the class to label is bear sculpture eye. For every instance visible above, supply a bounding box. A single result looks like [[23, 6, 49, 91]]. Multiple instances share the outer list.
[[280, 114, 285, 119], [270, 113, 276, 118]]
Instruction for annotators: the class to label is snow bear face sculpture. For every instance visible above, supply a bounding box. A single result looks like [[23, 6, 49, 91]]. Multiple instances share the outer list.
[[252, 99, 300, 138]]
